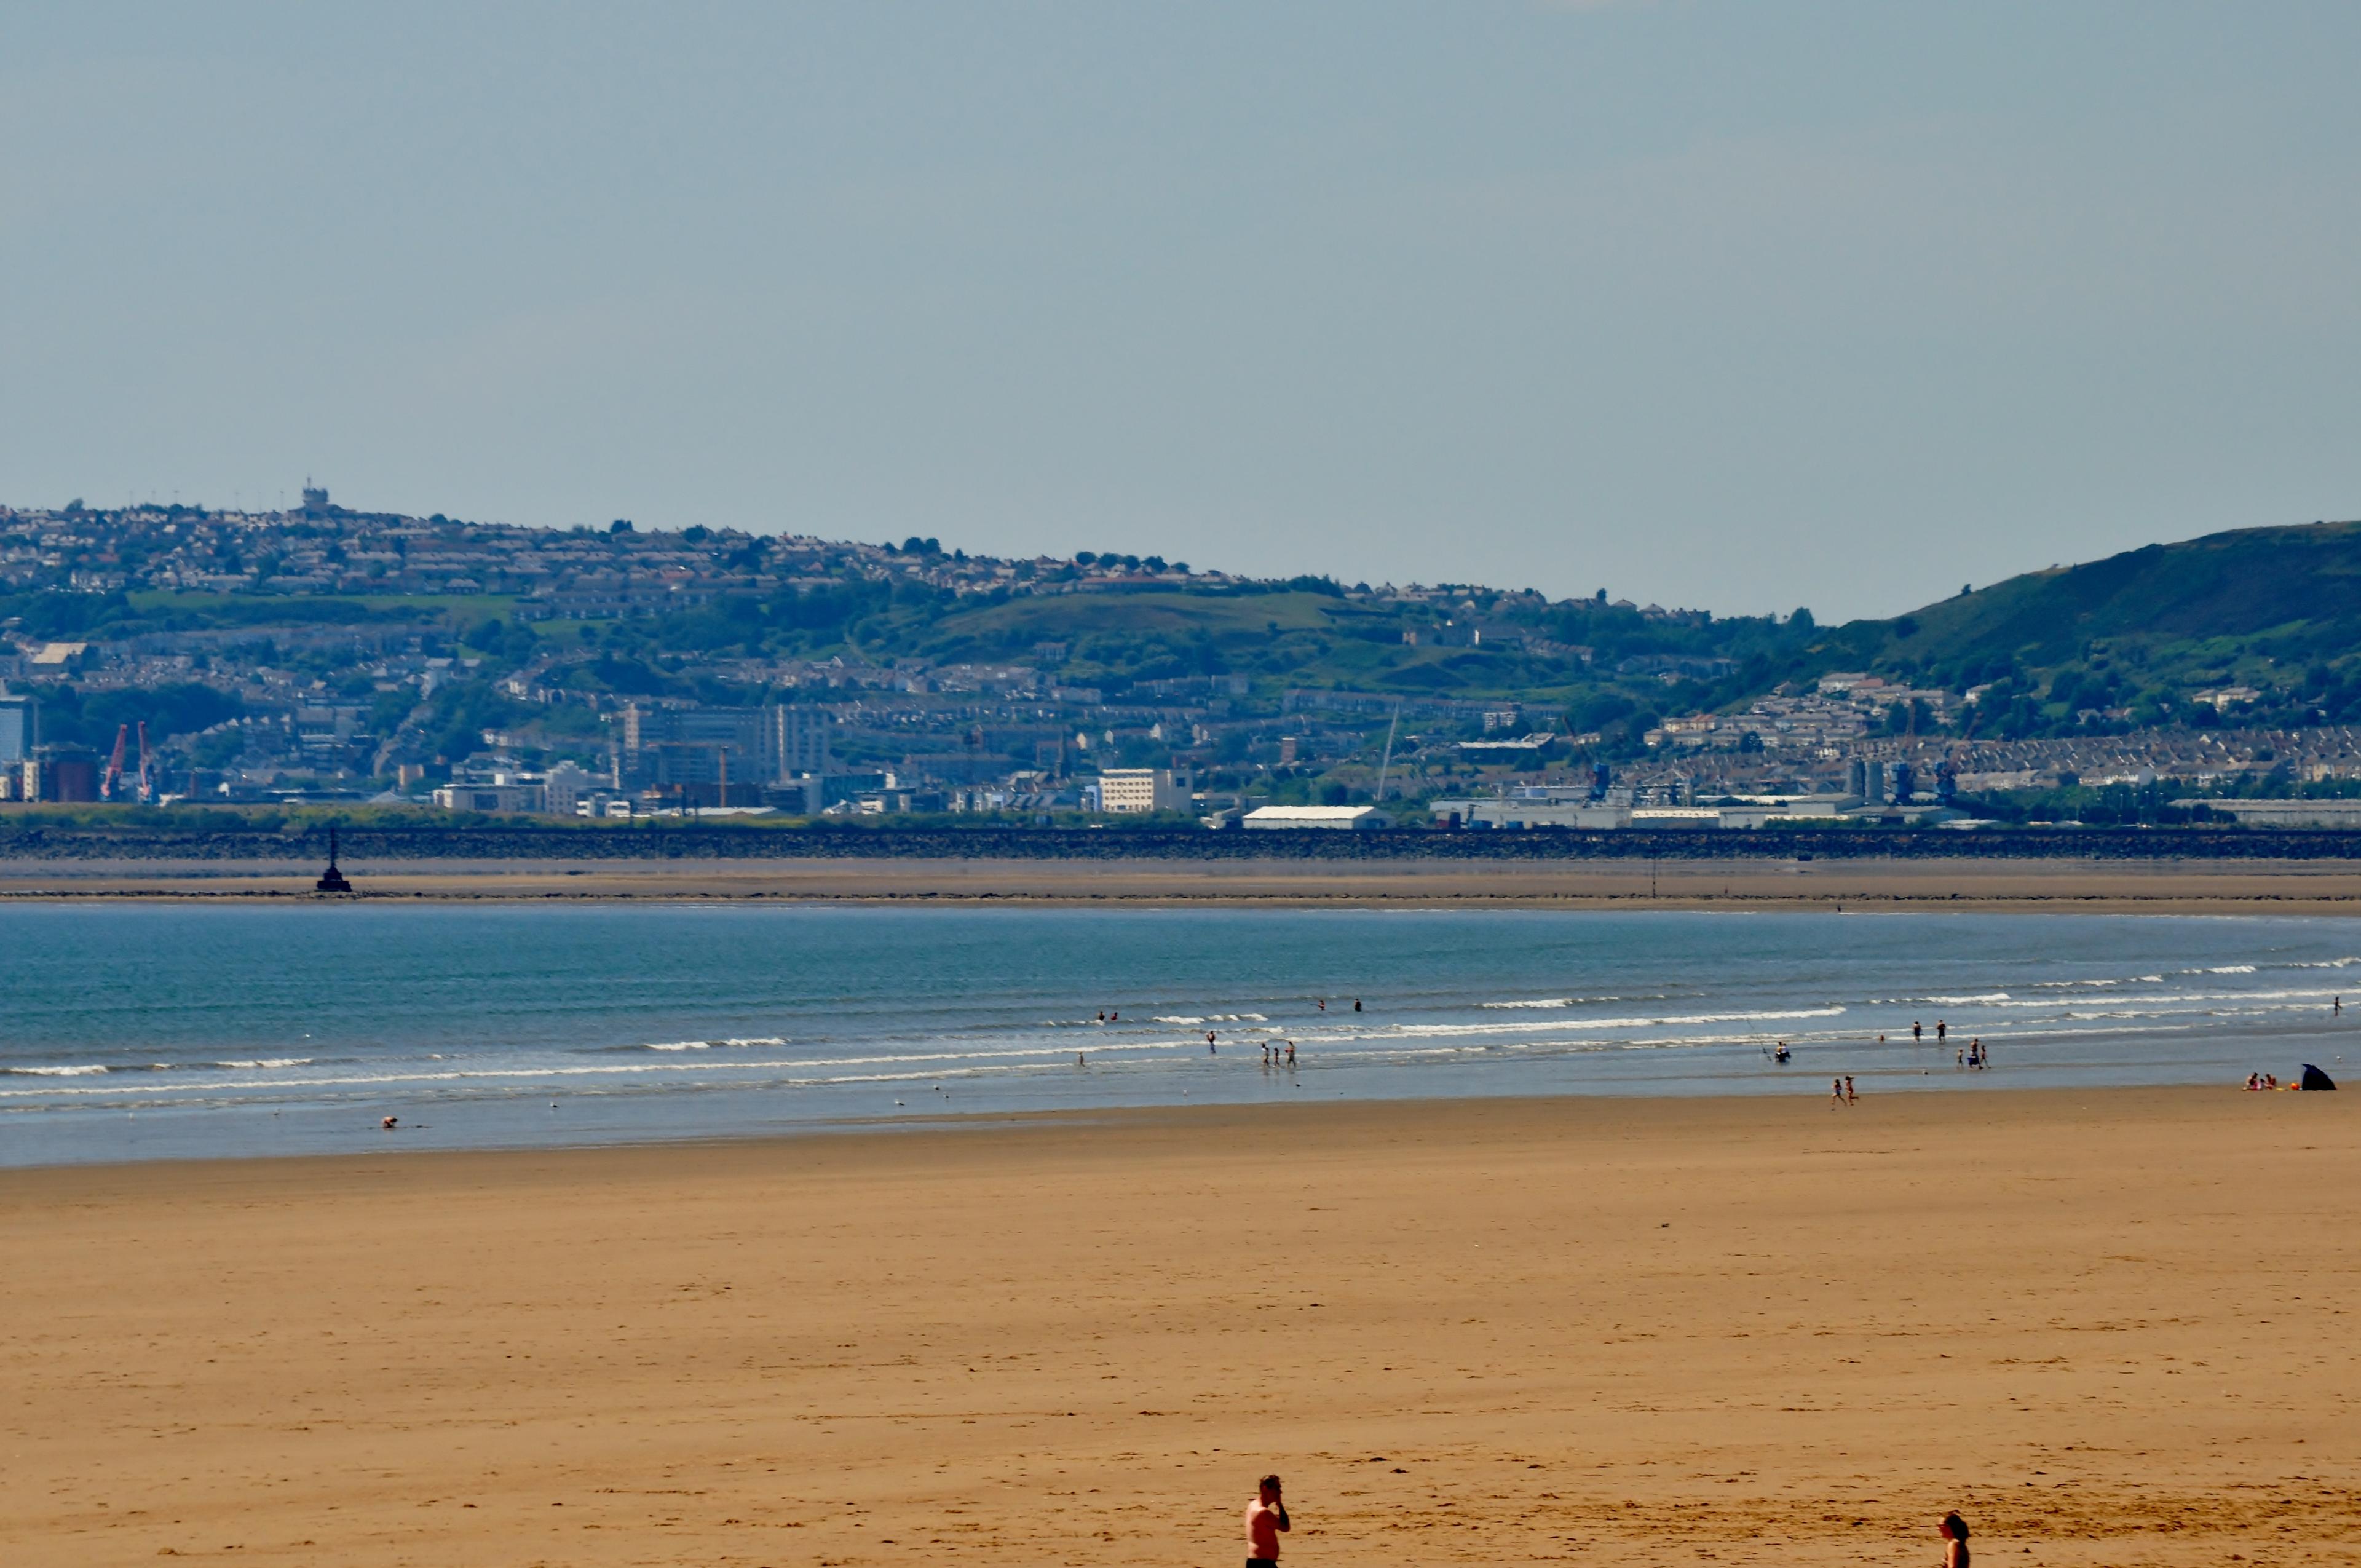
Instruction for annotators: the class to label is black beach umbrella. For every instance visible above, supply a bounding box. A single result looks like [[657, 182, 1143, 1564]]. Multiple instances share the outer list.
[[2300, 1063, 2338, 1091]]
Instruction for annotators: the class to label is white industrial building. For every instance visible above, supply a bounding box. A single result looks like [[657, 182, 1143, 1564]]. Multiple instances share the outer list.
[[1243, 804, 1391, 830]]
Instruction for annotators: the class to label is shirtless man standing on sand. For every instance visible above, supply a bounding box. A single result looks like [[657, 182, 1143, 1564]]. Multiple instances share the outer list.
[[1246, 1475, 1290, 1568]]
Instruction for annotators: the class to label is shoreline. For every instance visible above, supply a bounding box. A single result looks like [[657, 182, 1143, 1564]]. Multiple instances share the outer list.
[[3, 852, 2361, 912], [17, 1066, 2297, 1178], [5, 1083, 2351, 1567], [0, 1079, 2228, 1180]]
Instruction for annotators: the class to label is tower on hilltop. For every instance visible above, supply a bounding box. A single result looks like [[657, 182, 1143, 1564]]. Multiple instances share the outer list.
[[299, 479, 331, 514]]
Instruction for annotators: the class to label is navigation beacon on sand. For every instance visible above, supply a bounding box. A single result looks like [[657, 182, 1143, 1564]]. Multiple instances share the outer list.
[[315, 825, 353, 894]]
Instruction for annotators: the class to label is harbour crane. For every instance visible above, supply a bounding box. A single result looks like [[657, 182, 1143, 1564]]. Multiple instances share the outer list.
[[100, 724, 129, 801]]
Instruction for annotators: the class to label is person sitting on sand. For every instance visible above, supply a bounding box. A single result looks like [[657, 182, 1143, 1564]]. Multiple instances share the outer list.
[[1246, 1474, 1289, 1567], [1939, 1510, 1970, 1568]]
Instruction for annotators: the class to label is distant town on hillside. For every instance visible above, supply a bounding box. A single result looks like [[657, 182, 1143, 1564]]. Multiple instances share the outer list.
[[4, 488, 2361, 831]]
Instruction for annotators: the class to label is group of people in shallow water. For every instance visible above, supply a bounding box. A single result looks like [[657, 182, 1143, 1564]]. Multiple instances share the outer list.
[[1784, 1013, 1994, 1091], [1077, 1000, 1354, 1069]]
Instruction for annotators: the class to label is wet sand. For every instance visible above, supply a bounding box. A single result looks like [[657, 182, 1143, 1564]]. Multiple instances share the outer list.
[[3, 1087, 2354, 1566], [3, 853, 2361, 913]]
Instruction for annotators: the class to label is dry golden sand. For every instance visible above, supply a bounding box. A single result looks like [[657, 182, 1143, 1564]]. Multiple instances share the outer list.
[[5, 853, 2361, 913], [4, 1088, 2357, 1567]]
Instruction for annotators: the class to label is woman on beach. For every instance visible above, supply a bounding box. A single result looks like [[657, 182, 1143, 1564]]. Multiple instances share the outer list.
[[1939, 1511, 1970, 1568]]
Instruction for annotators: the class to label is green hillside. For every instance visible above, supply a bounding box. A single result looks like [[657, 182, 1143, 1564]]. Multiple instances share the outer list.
[[906, 589, 1590, 699], [19, 497, 2361, 767], [1809, 518, 2361, 734]]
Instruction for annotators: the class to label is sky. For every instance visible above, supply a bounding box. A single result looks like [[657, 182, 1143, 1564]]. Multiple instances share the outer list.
[[3, 2, 2357, 622]]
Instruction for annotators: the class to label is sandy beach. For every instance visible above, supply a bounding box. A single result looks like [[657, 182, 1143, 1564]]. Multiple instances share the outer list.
[[3, 1087, 2354, 1567], [4, 853, 2361, 913]]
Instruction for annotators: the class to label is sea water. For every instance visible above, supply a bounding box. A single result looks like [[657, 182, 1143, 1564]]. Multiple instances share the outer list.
[[1, 904, 2352, 1166]]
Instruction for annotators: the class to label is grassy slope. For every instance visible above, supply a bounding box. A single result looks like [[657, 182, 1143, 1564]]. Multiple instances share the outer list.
[[904, 590, 1587, 700], [83, 520, 2361, 731], [1812, 519, 2361, 687], [126, 590, 521, 623]]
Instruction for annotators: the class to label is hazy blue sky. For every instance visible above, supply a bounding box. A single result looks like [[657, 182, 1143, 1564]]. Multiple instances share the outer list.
[[4, 3, 2357, 619]]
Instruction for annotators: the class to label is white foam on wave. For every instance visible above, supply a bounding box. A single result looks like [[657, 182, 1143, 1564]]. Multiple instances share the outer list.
[[0, 1035, 1201, 1100], [1329, 1006, 1845, 1043], [2209, 965, 2258, 974], [212, 1058, 312, 1070], [1479, 996, 1639, 1010], [1988, 986, 2342, 1012], [1921, 993, 2012, 1005], [642, 1036, 787, 1052], [4, 1063, 108, 1077]]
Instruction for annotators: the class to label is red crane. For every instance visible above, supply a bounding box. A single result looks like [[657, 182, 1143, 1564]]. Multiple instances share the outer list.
[[101, 724, 129, 801]]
